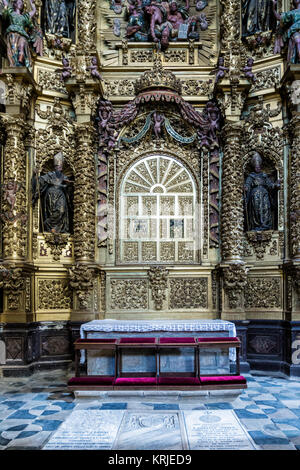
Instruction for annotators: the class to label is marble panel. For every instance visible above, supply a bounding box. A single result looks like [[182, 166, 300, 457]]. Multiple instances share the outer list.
[[183, 410, 259, 450], [43, 410, 124, 450], [114, 411, 184, 450]]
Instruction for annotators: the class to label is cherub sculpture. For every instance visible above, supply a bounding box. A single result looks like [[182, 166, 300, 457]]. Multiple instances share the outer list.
[[153, 111, 165, 138], [243, 57, 256, 83], [211, 57, 229, 84], [87, 56, 102, 80]]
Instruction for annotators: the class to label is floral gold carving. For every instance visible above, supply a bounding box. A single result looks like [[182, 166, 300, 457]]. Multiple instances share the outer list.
[[38, 279, 72, 310], [245, 278, 281, 309], [110, 279, 148, 310], [169, 278, 208, 309], [245, 231, 273, 260], [223, 264, 248, 310], [148, 266, 168, 310], [43, 233, 70, 261], [68, 264, 97, 310]]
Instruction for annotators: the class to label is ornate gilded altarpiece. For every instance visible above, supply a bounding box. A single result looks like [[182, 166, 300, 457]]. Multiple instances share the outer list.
[[0, 0, 299, 375]]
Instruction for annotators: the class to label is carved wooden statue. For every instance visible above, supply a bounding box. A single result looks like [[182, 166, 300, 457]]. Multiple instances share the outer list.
[[32, 152, 73, 233], [244, 152, 280, 232], [272, 0, 300, 64], [242, 0, 276, 37], [2, 0, 38, 67], [43, 0, 76, 39]]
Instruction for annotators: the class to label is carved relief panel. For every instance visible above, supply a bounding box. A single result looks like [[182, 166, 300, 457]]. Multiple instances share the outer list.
[[105, 271, 212, 315]]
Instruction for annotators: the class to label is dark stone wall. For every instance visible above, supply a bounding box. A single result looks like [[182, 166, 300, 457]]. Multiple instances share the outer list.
[[0, 321, 80, 376]]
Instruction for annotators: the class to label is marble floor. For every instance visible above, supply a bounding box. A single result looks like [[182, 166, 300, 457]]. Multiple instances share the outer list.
[[0, 370, 300, 450]]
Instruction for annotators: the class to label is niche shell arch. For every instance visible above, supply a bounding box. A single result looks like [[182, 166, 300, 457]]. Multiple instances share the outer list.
[[119, 154, 199, 264]]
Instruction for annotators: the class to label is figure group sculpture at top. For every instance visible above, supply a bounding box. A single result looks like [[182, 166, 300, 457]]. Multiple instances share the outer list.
[[125, 0, 208, 50]]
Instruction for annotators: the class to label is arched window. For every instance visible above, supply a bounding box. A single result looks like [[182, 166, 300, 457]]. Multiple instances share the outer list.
[[119, 155, 199, 264]]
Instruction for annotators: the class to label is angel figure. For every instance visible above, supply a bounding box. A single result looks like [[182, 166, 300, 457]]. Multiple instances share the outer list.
[[153, 111, 165, 138], [87, 56, 103, 80], [211, 57, 229, 84], [55, 56, 72, 81], [243, 57, 256, 83], [3, 180, 20, 211]]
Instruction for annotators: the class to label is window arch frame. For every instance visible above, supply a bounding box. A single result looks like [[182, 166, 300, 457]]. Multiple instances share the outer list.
[[117, 152, 201, 265]]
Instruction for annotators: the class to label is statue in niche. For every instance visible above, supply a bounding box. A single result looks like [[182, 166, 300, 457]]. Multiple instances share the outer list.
[[32, 152, 73, 234], [42, 0, 76, 40], [242, 0, 276, 37], [2, 0, 42, 67], [272, 0, 300, 64], [244, 152, 280, 232]]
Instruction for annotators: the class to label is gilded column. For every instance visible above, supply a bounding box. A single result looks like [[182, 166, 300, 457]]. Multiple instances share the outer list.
[[289, 113, 300, 262], [64, 0, 101, 318], [67, 122, 98, 319], [73, 122, 96, 262], [221, 122, 244, 263], [77, 0, 96, 54], [2, 117, 27, 261]]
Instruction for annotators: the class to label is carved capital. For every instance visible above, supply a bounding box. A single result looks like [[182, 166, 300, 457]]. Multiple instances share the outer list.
[[1, 68, 39, 116]]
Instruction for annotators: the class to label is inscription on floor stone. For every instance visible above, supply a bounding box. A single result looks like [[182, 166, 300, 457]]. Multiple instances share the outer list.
[[115, 411, 184, 450], [183, 410, 258, 450], [43, 410, 124, 450]]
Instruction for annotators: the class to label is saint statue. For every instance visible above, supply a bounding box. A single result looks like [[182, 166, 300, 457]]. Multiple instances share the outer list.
[[42, 0, 76, 39], [244, 152, 280, 232], [32, 152, 73, 233], [242, 0, 276, 37], [272, 0, 300, 64], [2, 0, 40, 67]]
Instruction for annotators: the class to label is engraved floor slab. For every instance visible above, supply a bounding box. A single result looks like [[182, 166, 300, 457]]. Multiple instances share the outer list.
[[43, 410, 124, 450], [114, 411, 184, 450], [183, 410, 259, 450]]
